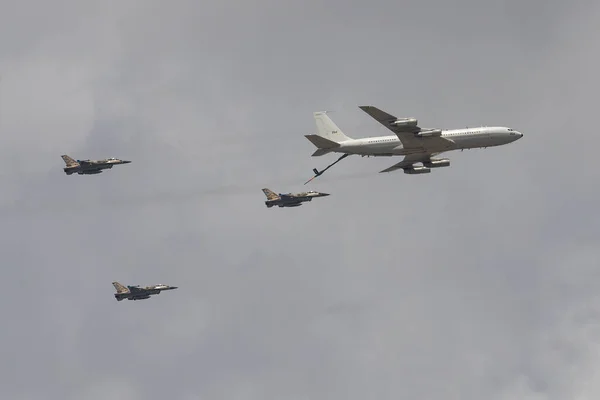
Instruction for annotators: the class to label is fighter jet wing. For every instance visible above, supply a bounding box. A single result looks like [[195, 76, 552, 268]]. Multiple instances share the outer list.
[[359, 106, 454, 151], [380, 153, 435, 173], [78, 160, 93, 166], [127, 286, 143, 293]]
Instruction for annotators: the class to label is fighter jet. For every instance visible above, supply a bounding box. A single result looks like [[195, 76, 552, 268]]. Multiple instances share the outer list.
[[112, 281, 178, 301], [262, 188, 329, 208], [61, 155, 131, 175]]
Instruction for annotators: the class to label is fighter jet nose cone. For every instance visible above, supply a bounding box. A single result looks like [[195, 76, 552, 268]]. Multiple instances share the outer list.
[[320, 193, 330, 197], [171, 286, 178, 290], [122, 160, 132, 164]]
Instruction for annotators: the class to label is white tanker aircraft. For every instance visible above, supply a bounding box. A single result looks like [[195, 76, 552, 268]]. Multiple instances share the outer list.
[[304, 105, 522, 180]]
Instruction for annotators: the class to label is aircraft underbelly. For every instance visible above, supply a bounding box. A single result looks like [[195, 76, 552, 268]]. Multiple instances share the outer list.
[[349, 143, 404, 155], [280, 201, 302, 207], [453, 133, 491, 149], [488, 136, 508, 147], [352, 140, 455, 156]]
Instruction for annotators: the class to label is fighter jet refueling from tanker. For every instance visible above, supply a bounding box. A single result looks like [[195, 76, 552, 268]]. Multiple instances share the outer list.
[[304, 105, 523, 182], [61, 155, 131, 175], [262, 188, 330, 208]]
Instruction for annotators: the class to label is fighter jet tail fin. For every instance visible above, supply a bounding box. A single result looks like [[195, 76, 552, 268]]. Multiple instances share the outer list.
[[313, 111, 353, 142], [261, 188, 280, 201], [112, 282, 129, 294], [61, 155, 79, 167]]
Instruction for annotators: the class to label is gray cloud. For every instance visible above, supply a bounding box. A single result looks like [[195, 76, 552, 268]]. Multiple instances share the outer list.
[[1, 0, 599, 399]]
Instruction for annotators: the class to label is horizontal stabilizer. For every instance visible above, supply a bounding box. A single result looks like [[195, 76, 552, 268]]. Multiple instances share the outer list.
[[311, 148, 332, 157], [304, 134, 341, 150]]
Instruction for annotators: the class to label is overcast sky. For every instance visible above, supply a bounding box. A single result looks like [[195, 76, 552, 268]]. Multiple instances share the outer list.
[[1, 0, 600, 399]]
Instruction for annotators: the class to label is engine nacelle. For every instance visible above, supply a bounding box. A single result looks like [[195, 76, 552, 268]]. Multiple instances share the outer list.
[[404, 166, 431, 174], [423, 158, 450, 168], [391, 118, 418, 128], [415, 129, 442, 137]]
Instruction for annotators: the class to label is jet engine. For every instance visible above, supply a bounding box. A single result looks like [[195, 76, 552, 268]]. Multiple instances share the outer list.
[[423, 158, 450, 168], [404, 166, 431, 174], [415, 129, 442, 137], [391, 118, 418, 128]]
